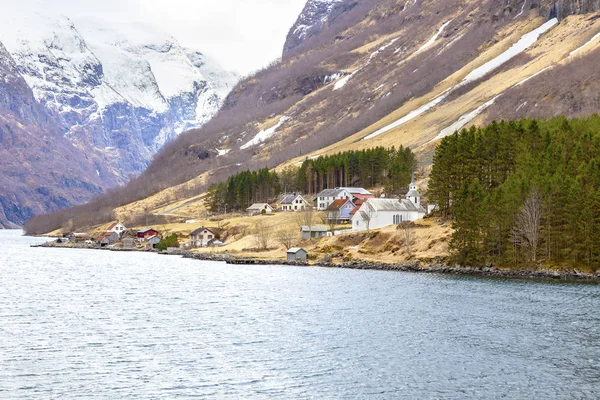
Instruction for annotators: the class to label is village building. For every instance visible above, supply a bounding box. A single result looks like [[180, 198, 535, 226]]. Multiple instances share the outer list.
[[122, 236, 136, 249], [70, 233, 90, 241], [99, 231, 119, 247], [137, 228, 160, 241], [325, 198, 356, 224], [287, 248, 308, 262], [351, 175, 426, 231], [279, 194, 311, 212], [190, 227, 216, 247], [147, 235, 161, 248], [300, 225, 329, 240], [339, 187, 374, 202], [316, 188, 352, 210], [107, 221, 127, 235], [207, 238, 225, 247], [246, 203, 274, 216]]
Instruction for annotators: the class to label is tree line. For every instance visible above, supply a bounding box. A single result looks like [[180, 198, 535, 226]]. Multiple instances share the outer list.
[[296, 146, 416, 195], [205, 146, 416, 213], [428, 115, 600, 269]]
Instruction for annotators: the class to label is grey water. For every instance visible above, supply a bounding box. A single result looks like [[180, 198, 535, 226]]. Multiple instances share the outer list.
[[0, 230, 599, 399]]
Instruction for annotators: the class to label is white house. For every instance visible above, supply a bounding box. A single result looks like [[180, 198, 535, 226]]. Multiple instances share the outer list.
[[316, 188, 352, 210], [246, 203, 274, 216], [107, 221, 127, 235], [351, 176, 426, 231], [280, 194, 311, 211], [190, 227, 216, 247]]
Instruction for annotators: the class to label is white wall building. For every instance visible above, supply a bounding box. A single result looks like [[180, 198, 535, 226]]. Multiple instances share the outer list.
[[351, 175, 426, 231], [107, 221, 127, 234], [316, 188, 352, 210], [280, 194, 311, 211]]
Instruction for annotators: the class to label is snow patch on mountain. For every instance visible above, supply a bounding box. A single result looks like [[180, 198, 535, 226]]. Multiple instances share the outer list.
[[433, 67, 554, 142], [241, 116, 290, 150], [569, 31, 600, 56], [363, 19, 558, 141], [417, 21, 452, 54]]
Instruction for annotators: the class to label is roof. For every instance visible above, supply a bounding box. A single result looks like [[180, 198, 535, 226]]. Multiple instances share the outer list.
[[362, 198, 426, 213], [353, 193, 374, 201], [107, 222, 117, 230], [287, 248, 306, 254], [406, 189, 421, 198], [339, 187, 372, 195], [280, 194, 308, 204], [349, 205, 361, 216], [190, 227, 213, 235], [326, 198, 354, 211], [246, 203, 272, 210], [300, 225, 328, 232], [317, 188, 347, 197], [147, 235, 160, 240], [137, 227, 158, 233]]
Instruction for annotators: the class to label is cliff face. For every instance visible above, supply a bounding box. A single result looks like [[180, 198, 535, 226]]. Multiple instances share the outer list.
[[0, 12, 238, 227], [24, 0, 600, 234], [0, 43, 107, 228]]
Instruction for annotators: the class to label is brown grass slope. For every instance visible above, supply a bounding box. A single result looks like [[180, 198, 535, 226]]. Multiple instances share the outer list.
[[25, 0, 600, 234]]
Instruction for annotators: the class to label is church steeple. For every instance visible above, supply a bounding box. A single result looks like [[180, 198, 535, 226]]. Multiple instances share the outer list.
[[406, 171, 420, 206]]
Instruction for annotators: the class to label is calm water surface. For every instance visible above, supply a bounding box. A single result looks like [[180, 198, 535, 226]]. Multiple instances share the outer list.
[[1, 230, 599, 399]]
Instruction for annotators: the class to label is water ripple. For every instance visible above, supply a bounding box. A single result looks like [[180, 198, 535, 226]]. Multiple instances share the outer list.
[[1, 231, 599, 399]]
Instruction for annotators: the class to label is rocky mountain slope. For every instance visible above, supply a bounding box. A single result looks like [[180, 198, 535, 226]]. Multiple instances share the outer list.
[[25, 0, 600, 234], [0, 11, 237, 228]]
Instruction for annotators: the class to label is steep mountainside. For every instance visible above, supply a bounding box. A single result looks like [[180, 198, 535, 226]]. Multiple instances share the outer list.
[[0, 43, 107, 228], [25, 0, 600, 234], [0, 11, 237, 227]]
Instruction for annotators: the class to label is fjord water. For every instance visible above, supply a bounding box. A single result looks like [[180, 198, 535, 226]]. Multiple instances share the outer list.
[[1, 231, 599, 399]]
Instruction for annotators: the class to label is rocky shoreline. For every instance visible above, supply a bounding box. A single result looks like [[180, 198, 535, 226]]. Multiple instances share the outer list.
[[182, 252, 600, 282], [33, 241, 599, 282]]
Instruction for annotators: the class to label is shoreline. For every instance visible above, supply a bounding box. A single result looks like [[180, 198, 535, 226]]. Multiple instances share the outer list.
[[32, 241, 600, 282]]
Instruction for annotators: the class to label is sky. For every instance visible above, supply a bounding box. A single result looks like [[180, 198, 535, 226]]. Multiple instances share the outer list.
[[6, 0, 308, 75]]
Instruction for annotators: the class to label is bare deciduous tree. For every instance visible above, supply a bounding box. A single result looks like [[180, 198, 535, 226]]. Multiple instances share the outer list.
[[400, 222, 414, 258], [511, 188, 542, 262], [254, 220, 272, 250], [295, 207, 315, 230], [276, 228, 297, 250]]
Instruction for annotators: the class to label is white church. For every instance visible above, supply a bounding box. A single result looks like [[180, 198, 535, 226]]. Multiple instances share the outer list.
[[351, 174, 427, 231]]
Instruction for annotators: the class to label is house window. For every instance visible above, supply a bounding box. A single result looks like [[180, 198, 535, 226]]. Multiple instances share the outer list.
[[208, 235, 213, 239]]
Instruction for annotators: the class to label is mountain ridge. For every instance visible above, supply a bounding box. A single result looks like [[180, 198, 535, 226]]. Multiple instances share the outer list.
[[23, 0, 600, 234], [0, 12, 238, 228]]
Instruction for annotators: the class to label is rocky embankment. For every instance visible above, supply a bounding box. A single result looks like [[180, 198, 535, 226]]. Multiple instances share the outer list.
[[34, 241, 600, 282]]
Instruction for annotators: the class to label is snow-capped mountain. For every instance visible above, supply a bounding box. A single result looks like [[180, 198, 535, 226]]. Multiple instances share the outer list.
[[0, 10, 238, 227], [0, 11, 237, 175]]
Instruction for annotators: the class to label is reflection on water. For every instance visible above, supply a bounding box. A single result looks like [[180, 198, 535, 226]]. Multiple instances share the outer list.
[[1, 231, 599, 399]]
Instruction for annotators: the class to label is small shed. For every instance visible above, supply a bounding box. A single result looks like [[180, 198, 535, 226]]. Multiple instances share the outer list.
[[300, 225, 328, 240], [99, 231, 119, 247], [147, 235, 161, 248], [287, 248, 308, 262], [122, 237, 136, 249]]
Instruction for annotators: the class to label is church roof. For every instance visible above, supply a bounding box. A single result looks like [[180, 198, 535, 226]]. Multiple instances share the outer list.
[[364, 198, 425, 213]]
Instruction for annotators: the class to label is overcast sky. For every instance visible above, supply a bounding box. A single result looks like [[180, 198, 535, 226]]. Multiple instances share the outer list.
[[8, 0, 308, 75]]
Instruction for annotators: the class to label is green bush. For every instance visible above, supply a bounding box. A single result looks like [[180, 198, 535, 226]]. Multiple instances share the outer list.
[[156, 234, 180, 251]]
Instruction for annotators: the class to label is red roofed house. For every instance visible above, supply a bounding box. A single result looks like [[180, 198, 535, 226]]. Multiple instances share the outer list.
[[137, 228, 160, 241], [325, 198, 355, 224]]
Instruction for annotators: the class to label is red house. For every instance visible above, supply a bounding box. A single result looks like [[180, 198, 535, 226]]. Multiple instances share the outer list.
[[137, 228, 160, 240]]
